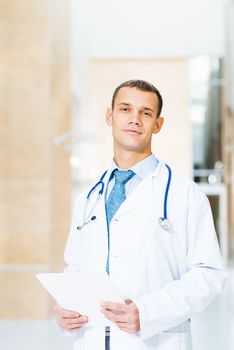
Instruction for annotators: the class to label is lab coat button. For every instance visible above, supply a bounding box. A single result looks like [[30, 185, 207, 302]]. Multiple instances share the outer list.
[[114, 218, 119, 221]]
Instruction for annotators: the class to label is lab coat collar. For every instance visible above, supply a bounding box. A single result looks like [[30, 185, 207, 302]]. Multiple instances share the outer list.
[[109, 154, 159, 181], [112, 160, 168, 218]]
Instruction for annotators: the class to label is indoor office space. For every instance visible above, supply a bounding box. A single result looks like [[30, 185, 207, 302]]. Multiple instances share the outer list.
[[0, 0, 234, 349]]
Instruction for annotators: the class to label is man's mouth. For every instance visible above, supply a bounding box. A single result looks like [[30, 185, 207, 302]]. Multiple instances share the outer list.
[[123, 129, 143, 135]]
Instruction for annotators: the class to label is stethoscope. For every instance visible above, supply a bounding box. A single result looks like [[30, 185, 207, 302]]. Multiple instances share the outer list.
[[76, 170, 107, 230], [77, 165, 172, 231]]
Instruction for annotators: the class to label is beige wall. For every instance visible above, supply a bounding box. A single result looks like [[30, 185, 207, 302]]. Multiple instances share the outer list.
[[76, 58, 191, 188], [0, 0, 71, 318]]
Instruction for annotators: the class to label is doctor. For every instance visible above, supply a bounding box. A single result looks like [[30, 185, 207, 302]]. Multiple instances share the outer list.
[[55, 79, 227, 350]]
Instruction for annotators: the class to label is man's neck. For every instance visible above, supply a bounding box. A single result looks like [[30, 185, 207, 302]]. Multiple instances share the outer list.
[[113, 149, 152, 169]]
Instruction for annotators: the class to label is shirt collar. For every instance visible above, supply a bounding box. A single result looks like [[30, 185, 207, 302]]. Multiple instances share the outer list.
[[109, 154, 158, 181]]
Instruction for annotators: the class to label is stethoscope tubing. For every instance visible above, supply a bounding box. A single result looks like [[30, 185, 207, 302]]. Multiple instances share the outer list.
[[78, 164, 172, 231], [161, 164, 172, 222], [87, 170, 107, 199]]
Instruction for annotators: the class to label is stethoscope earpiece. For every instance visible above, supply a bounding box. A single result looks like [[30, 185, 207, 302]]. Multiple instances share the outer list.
[[77, 215, 97, 230]]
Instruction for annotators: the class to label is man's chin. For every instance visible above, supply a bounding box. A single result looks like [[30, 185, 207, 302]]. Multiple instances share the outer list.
[[121, 144, 146, 153]]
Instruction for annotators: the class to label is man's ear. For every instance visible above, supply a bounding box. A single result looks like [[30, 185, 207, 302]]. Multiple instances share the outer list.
[[153, 116, 164, 134], [105, 107, 113, 126]]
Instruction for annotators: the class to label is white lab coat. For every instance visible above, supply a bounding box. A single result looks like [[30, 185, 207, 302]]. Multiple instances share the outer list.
[[64, 161, 227, 350]]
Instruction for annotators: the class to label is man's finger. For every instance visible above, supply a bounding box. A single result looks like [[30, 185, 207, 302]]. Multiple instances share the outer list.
[[64, 324, 82, 330], [117, 325, 137, 334], [64, 315, 88, 325], [65, 327, 82, 333], [64, 320, 88, 331], [55, 305, 80, 319], [62, 316, 88, 331], [101, 309, 129, 323], [101, 301, 128, 313], [62, 311, 81, 318]]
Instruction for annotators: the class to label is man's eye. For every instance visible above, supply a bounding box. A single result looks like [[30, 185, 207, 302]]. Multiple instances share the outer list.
[[121, 108, 129, 112], [144, 112, 151, 117]]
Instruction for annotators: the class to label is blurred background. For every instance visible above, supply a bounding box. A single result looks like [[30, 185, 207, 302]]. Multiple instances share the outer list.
[[0, 0, 234, 349]]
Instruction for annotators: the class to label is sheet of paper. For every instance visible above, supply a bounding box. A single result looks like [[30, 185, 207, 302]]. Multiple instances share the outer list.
[[36, 272, 124, 327]]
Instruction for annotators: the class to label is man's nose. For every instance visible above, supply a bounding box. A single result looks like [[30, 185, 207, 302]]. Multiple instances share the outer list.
[[129, 110, 141, 124]]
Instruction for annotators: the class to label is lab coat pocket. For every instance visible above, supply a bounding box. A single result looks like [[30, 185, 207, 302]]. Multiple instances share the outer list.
[[158, 332, 191, 350]]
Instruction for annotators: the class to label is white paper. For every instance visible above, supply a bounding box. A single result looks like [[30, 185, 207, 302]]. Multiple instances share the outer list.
[[36, 272, 124, 327]]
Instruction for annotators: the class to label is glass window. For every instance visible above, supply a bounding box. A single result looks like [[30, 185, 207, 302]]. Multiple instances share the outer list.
[[189, 55, 224, 183]]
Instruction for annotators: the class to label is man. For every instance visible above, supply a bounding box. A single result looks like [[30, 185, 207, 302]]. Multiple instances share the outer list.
[[55, 80, 227, 350]]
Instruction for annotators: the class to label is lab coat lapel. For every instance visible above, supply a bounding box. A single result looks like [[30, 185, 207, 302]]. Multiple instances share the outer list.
[[114, 161, 166, 218], [115, 173, 154, 217], [89, 161, 167, 222]]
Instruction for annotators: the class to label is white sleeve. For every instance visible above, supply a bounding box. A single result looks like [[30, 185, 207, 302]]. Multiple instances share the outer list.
[[57, 198, 83, 336], [63, 198, 83, 273], [133, 183, 228, 340]]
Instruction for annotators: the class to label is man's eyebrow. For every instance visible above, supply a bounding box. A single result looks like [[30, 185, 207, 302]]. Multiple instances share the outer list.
[[117, 102, 132, 106], [143, 107, 155, 113], [117, 102, 155, 112]]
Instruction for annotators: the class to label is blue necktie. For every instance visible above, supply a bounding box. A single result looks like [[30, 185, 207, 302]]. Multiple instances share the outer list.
[[105, 169, 135, 349], [105, 169, 135, 227]]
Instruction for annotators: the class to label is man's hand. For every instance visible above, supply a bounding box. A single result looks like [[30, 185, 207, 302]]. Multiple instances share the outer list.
[[100, 299, 140, 334], [54, 304, 88, 333]]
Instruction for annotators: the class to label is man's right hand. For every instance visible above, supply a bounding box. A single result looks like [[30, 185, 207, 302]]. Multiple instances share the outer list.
[[55, 304, 88, 333]]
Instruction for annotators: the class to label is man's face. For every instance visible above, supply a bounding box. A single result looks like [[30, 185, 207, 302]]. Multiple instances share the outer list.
[[106, 87, 164, 154]]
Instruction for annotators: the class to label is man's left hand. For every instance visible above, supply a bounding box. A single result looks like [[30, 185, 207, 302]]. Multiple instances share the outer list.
[[100, 299, 140, 334]]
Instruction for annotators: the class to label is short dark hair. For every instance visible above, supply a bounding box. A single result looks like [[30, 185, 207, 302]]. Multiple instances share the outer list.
[[111, 79, 163, 117]]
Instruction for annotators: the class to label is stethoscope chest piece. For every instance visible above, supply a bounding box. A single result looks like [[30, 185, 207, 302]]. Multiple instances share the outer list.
[[158, 217, 171, 231]]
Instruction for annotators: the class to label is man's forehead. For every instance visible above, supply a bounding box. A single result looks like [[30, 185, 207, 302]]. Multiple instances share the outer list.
[[115, 87, 158, 109]]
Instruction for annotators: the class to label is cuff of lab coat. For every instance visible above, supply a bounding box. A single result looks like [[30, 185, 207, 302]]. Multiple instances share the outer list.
[[132, 296, 162, 340]]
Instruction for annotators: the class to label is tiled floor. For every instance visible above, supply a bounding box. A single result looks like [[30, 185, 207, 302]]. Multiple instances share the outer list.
[[0, 269, 233, 350]]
